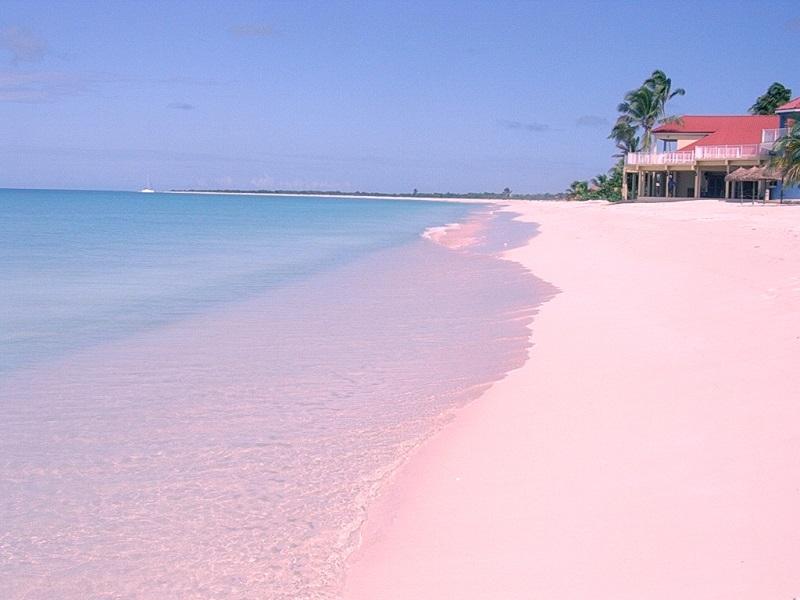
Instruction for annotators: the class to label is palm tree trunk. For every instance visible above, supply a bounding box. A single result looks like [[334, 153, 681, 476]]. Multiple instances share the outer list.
[[642, 127, 652, 153]]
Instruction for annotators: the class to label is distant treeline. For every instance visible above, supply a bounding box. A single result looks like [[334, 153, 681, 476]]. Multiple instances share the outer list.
[[174, 189, 569, 200]]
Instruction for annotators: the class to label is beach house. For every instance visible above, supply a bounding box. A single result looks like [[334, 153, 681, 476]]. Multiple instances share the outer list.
[[623, 97, 800, 201]]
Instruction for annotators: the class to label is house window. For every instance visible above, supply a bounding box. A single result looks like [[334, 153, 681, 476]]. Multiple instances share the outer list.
[[662, 139, 677, 152]]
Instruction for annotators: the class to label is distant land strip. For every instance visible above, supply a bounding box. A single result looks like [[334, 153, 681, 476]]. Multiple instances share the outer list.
[[171, 189, 569, 201]]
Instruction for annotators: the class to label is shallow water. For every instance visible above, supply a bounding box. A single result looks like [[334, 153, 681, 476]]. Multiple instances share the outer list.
[[0, 190, 476, 374], [0, 191, 543, 599]]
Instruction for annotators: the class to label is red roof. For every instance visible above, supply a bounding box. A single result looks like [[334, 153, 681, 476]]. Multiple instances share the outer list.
[[776, 97, 800, 112], [653, 115, 779, 152]]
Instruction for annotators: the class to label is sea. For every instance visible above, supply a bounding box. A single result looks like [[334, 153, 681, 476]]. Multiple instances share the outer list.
[[0, 189, 542, 599]]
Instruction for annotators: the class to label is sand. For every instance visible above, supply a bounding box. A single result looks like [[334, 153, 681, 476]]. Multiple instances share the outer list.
[[343, 199, 800, 599]]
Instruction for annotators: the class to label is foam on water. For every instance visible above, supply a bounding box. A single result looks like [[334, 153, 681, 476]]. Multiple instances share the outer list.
[[0, 192, 546, 599]]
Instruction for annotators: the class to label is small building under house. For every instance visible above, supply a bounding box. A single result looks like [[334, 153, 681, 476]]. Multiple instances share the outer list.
[[623, 96, 800, 201]]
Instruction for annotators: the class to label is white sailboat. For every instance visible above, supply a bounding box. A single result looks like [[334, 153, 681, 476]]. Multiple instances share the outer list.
[[140, 177, 155, 193]]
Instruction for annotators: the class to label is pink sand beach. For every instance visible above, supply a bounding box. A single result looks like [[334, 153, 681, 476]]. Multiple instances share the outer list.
[[344, 199, 800, 599]]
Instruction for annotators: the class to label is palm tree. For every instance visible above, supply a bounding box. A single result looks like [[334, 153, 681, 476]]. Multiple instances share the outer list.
[[616, 86, 661, 152], [605, 162, 624, 200], [645, 69, 686, 111], [591, 174, 609, 189], [567, 180, 589, 199], [750, 82, 792, 115], [771, 123, 800, 186], [608, 118, 640, 158], [616, 70, 685, 152]]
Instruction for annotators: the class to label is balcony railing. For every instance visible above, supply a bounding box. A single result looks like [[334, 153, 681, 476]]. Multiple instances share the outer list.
[[762, 127, 790, 143], [626, 151, 694, 165], [694, 144, 764, 160], [627, 143, 772, 165]]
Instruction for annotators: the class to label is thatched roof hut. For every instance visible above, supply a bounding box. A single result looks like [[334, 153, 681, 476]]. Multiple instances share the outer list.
[[725, 167, 750, 182], [756, 166, 783, 181], [739, 166, 765, 181], [734, 166, 784, 181], [726, 165, 784, 203]]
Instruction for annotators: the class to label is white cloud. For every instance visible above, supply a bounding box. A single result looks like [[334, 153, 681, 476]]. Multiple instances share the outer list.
[[167, 102, 196, 110], [0, 71, 87, 102], [575, 115, 610, 128], [497, 119, 550, 132], [0, 27, 48, 64]]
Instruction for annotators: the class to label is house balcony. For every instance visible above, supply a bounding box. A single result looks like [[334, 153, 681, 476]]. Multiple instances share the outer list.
[[627, 143, 774, 166], [762, 127, 790, 143], [694, 144, 769, 160]]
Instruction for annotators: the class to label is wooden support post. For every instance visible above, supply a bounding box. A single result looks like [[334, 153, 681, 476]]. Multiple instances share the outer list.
[[725, 161, 731, 199], [694, 169, 701, 199], [622, 170, 628, 200]]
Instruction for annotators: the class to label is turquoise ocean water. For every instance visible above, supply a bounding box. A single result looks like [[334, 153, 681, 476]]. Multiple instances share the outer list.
[[1, 189, 476, 374], [0, 189, 541, 599]]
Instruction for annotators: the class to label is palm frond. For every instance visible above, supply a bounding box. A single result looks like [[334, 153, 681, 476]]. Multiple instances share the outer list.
[[657, 115, 684, 126], [770, 124, 800, 186]]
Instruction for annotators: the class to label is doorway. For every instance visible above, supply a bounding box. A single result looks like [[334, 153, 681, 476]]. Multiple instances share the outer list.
[[703, 172, 726, 198]]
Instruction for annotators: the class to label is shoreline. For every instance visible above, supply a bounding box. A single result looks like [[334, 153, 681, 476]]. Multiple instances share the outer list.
[[0, 194, 543, 599], [330, 203, 550, 585], [343, 199, 800, 599]]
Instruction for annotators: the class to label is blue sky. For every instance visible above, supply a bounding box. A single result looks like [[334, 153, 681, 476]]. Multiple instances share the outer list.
[[1, 0, 798, 193]]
